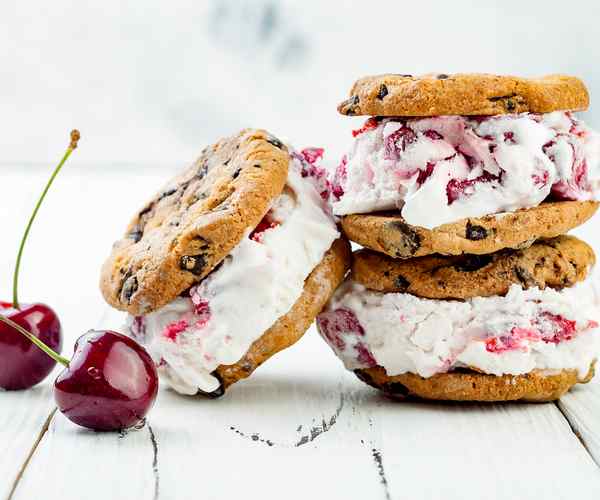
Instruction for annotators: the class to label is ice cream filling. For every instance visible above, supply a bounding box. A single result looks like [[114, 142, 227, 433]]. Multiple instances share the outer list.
[[128, 149, 339, 394], [331, 111, 600, 228], [317, 274, 600, 379]]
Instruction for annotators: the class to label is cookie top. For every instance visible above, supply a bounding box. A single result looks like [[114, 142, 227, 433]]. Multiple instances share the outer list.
[[352, 235, 595, 300], [338, 73, 589, 117], [355, 364, 595, 402], [101, 129, 290, 315], [341, 201, 598, 259]]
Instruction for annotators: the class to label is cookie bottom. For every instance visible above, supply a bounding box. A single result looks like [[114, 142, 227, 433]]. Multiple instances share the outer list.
[[354, 363, 596, 403], [209, 237, 352, 394], [341, 201, 599, 259]]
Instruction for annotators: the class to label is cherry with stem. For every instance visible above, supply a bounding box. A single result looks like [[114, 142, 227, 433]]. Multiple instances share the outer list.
[[0, 130, 80, 390], [0, 314, 159, 431]]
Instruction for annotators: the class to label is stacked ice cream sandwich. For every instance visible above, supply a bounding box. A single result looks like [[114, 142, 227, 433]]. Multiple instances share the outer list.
[[317, 73, 600, 401], [101, 130, 351, 396]]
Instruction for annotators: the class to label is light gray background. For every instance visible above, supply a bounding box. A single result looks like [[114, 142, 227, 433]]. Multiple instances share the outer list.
[[2, 0, 599, 166]]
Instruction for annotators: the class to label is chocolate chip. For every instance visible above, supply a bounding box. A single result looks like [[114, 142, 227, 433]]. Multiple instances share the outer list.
[[253, 163, 262, 169], [395, 275, 410, 291], [354, 369, 377, 389], [128, 229, 143, 243], [266, 136, 284, 149], [178, 180, 192, 195], [224, 158, 231, 166], [191, 235, 210, 249], [196, 163, 209, 180], [488, 93, 518, 111], [120, 274, 138, 304], [386, 221, 422, 257], [454, 254, 493, 272], [394, 74, 413, 77], [341, 95, 360, 115], [158, 187, 177, 201], [240, 361, 253, 374], [514, 266, 535, 287], [232, 167, 241, 179], [180, 254, 207, 275], [138, 202, 154, 219], [465, 221, 488, 240], [437, 74, 449, 79], [384, 382, 410, 397], [377, 84, 388, 100]]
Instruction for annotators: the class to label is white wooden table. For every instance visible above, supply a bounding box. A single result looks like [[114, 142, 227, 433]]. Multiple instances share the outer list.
[[2, 165, 600, 500]]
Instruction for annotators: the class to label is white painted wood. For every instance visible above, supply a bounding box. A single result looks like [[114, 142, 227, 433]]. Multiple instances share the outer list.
[[12, 407, 157, 500], [148, 343, 385, 499], [0, 384, 54, 500], [558, 376, 600, 466], [2, 166, 600, 500], [369, 396, 600, 500]]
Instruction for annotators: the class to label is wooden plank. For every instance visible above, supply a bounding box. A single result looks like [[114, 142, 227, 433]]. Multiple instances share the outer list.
[[368, 397, 600, 500], [558, 377, 600, 465], [148, 337, 384, 500], [11, 409, 157, 500], [0, 384, 55, 500]]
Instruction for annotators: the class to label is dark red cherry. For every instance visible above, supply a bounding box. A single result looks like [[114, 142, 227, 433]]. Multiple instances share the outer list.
[[54, 330, 159, 431], [0, 301, 62, 390]]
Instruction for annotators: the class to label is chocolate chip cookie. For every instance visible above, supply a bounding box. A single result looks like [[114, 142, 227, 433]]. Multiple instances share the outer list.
[[338, 73, 589, 117], [355, 364, 595, 403], [352, 235, 595, 299], [101, 129, 290, 315], [341, 201, 598, 259]]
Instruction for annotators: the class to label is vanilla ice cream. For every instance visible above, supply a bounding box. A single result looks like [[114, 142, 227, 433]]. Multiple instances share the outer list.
[[128, 149, 339, 394], [317, 275, 600, 379], [332, 111, 600, 228]]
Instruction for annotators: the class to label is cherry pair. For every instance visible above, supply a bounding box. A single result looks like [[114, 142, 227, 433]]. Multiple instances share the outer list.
[[0, 131, 158, 431]]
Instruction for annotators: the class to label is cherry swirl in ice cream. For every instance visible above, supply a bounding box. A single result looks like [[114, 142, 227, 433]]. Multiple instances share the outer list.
[[318, 274, 600, 379], [332, 112, 600, 228]]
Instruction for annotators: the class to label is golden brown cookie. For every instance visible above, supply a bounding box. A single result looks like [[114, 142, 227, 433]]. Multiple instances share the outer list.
[[352, 235, 595, 299], [341, 201, 598, 259], [338, 73, 589, 117], [355, 363, 596, 403], [101, 129, 290, 315], [212, 237, 352, 394]]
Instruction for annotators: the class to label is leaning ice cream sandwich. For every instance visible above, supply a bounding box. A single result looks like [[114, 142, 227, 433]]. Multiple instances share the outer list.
[[101, 129, 351, 396], [318, 73, 600, 402]]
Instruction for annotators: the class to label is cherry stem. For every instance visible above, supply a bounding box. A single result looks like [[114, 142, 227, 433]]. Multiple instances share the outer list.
[[12, 130, 81, 309], [0, 314, 70, 367]]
